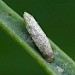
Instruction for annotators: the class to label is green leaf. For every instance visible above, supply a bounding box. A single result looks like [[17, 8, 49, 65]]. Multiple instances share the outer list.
[[0, 0, 75, 75]]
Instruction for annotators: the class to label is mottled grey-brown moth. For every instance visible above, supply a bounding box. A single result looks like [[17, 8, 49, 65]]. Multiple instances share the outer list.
[[23, 12, 54, 62]]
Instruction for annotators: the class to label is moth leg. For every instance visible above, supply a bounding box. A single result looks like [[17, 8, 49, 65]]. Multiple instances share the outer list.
[[27, 36, 34, 43]]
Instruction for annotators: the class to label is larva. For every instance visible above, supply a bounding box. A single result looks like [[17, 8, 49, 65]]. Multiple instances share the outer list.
[[23, 12, 54, 62]]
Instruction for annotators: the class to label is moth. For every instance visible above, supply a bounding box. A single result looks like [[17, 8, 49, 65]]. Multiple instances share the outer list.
[[23, 12, 54, 62]]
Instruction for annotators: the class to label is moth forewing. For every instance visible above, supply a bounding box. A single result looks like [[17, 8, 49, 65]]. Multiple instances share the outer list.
[[23, 12, 54, 62]]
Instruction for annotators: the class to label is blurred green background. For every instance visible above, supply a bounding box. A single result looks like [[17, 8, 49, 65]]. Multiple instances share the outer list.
[[0, 0, 75, 75]]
